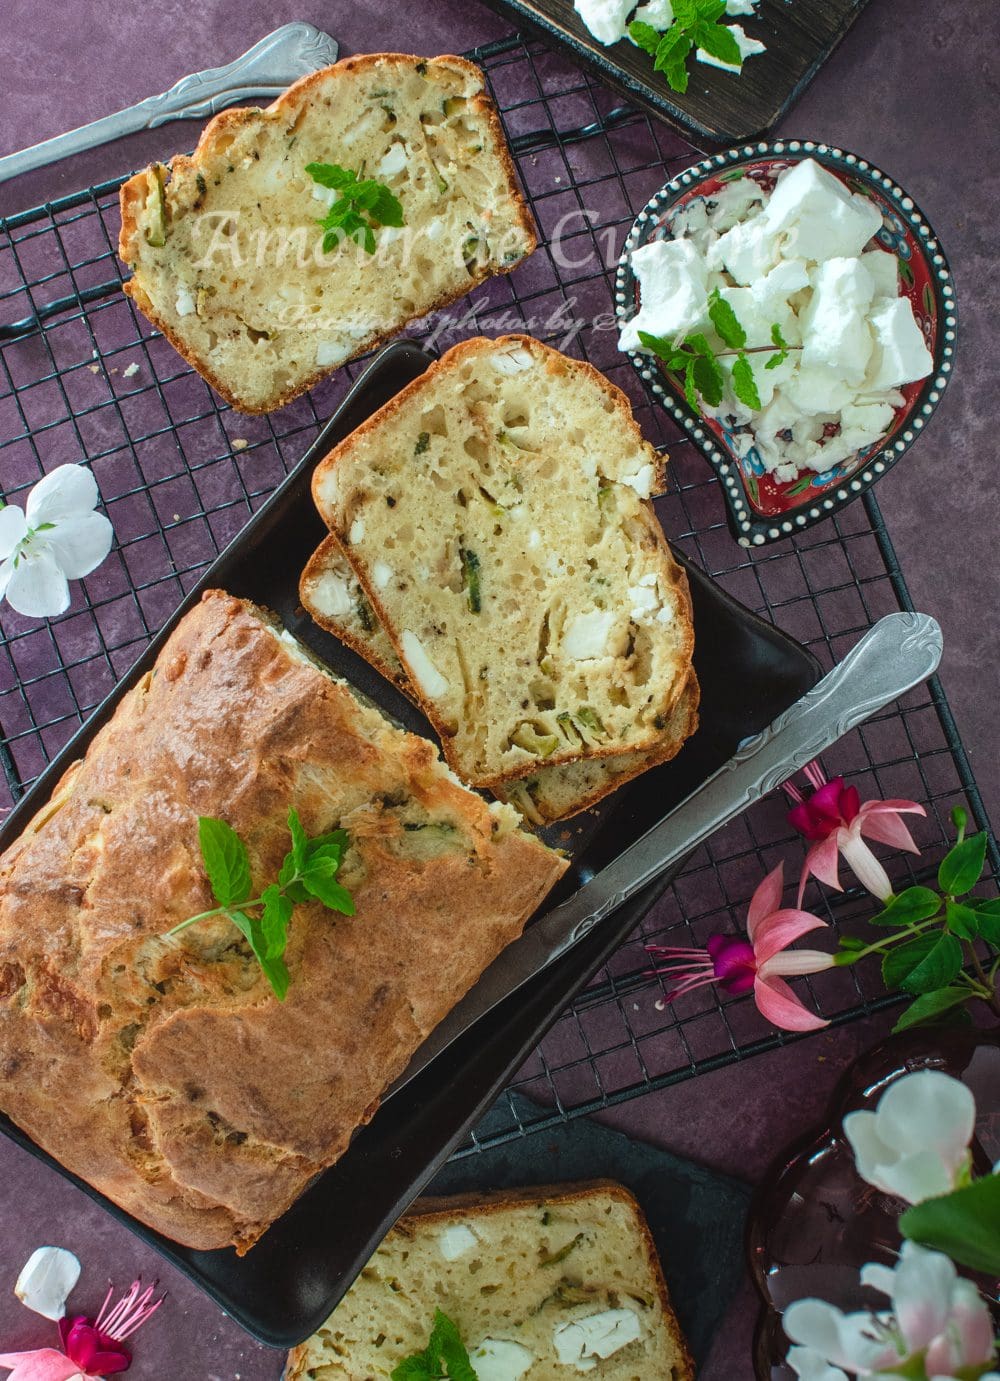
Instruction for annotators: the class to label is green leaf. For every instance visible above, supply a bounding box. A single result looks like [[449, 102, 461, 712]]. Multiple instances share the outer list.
[[732, 352, 762, 410], [691, 19, 742, 65], [707, 290, 746, 349], [945, 899, 979, 940], [307, 828, 349, 869], [654, 30, 693, 91], [695, 0, 727, 18], [310, 163, 405, 256], [692, 351, 724, 408], [287, 808, 309, 870], [392, 1311, 478, 1381], [227, 909, 290, 1003], [764, 349, 789, 370], [882, 932, 963, 996], [685, 331, 715, 359], [305, 161, 357, 189], [391, 1359, 433, 1381], [637, 329, 673, 360], [198, 817, 252, 907], [671, 0, 698, 24], [628, 19, 661, 54], [260, 884, 294, 960], [938, 829, 988, 896], [892, 986, 970, 1033], [771, 322, 789, 350], [971, 897, 1000, 946], [900, 1175, 1000, 1276], [683, 358, 699, 413], [837, 935, 868, 952], [302, 868, 356, 914], [869, 885, 941, 927]]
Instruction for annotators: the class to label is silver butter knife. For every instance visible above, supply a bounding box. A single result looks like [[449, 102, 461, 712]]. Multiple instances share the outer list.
[[387, 610, 943, 1097], [0, 23, 339, 186]]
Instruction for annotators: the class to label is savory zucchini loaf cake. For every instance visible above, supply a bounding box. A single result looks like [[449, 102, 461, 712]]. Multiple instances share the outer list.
[[284, 1181, 694, 1380], [301, 534, 700, 821], [311, 335, 696, 793], [0, 590, 565, 1251], [118, 55, 535, 412]]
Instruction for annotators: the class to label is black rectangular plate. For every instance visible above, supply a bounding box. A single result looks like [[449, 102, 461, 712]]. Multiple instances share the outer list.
[[0, 340, 820, 1347], [481, 0, 872, 144]]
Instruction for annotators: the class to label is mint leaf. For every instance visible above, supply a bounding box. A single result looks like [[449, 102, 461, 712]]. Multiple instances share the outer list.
[[692, 352, 724, 408], [392, 1311, 478, 1381], [771, 322, 789, 350], [305, 161, 357, 189], [309, 163, 405, 256], [198, 817, 252, 908], [288, 808, 309, 871], [391, 1360, 433, 1381], [901, 1175, 1000, 1276], [654, 29, 693, 91], [228, 909, 290, 1003], [938, 829, 988, 896], [696, 0, 727, 19], [732, 352, 762, 410], [260, 884, 293, 960], [636, 330, 689, 371], [869, 885, 941, 927], [302, 868, 356, 915], [764, 350, 788, 370], [708, 289, 746, 349], [307, 828, 349, 868], [892, 986, 969, 1033], [683, 358, 699, 412], [692, 19, 743, 65], [685, 331, 715, 360], [882, 931, 963, 995], [628, 19, 661, 54], [672, 0, 698, 23]]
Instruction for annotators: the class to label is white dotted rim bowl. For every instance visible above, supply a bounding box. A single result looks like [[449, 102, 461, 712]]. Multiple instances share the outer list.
[[614, 139, 958, 548]]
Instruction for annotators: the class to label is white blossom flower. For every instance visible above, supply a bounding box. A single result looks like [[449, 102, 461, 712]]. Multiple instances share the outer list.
[[784, 1242, 999, 1380], [0, 465, 113, 618], [842, 1069, 975, 1204]]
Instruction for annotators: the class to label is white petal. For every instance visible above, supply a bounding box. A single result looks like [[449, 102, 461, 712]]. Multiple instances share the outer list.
[[843, 1110, 897, 1189], [0, 504, 28, 559], [46, 512, 113, 580], [875, 1149, 957, 1204], [25, 464, 99, 526], [0, 557, 13, 601], [877, 1071, 975, 1168], [783, 1300, 897, 1373], [839, 826, 893, 900], [859, 1261, 896, 1299], [891, 1242, 956, 1353], [4, 548, 70, 617], [15, 1246, 81, 1320], [787, 1345, 850, 1381]]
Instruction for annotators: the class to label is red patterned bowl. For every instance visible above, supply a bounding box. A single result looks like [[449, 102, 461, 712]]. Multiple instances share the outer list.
[[615, 141, 957, 547], [746, 1026, 1000, 1379]]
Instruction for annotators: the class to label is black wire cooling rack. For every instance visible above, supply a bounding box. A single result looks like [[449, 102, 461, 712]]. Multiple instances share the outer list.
[[1, 33, 995, 1157]]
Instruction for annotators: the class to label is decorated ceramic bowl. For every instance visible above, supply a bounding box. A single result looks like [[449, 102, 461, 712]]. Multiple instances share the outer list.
[[746, 1026, 1000, 1379], [615, 141, 957, 547]]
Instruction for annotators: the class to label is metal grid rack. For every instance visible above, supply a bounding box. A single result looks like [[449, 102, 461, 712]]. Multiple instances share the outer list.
[[1, 34, 994, 1156]]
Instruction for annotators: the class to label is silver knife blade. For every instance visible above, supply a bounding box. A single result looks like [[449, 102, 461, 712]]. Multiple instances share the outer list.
[[386, 610, 942, 1098]]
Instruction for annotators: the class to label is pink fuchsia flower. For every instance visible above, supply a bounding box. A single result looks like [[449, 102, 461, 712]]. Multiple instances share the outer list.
[[1, 1256, 162, 1381], [784, 760, 925, 905], [647, 862, 833, 1032]]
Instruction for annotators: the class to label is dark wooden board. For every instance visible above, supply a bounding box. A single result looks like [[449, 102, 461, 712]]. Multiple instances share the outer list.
[[478, 0, 873, 142]]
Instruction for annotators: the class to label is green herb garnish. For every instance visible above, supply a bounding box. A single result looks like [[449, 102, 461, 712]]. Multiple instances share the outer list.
[[168, 809, 355, 1000], [638, 291, 798, 414], [629, 0, 743, 94], [391, 1309, 478, 1381], [306, 162, 405, 255], [460, 546, 481, 613]]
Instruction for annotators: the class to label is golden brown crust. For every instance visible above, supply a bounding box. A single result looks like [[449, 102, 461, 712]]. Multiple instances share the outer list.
[[118, 55, 536, 415], [312, 335, 696, 789], [0, 590, 565, 1251]]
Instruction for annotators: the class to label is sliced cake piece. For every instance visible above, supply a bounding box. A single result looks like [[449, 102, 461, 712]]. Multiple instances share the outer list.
[[300, 534, 700, 821], [311, 335, 696, 791], [283, 1180, 694, 1380], [118, 55, 535, 413]]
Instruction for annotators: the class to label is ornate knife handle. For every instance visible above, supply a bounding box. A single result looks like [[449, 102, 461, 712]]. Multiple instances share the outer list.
[[0, 23, 339, 186], [537, 611, 944, 958]]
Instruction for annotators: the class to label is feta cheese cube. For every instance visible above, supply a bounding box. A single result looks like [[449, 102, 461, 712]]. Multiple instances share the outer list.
[[562, 609, 616, 660], [706, 216, 780, 286], [864, 297, 934, 389], [632, 0, 673, 26], [401, 631, 449, 698], [377, 143, 408, 179], [860, 247, 900, 300], [573, 0, 634, 45], [799, 257, 876, 385], [762, 158, 883, 262], [726, 0, 760, 11], [619, 238, 709, 351], [553, 1309, 643, 1371], [782, 363, 858, 415], [439, 1224, 478, 1260], [470, 1338, 534, 1381], [697, 23, 766, 71]]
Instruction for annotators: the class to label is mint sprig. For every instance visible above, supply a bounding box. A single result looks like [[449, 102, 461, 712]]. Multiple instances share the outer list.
[[638, 291, 793, 413], [391, 1310, 478, 1381], [306, 162, 405, 255], [629, 0, 743, 94], [168, 809, 355, 1000]]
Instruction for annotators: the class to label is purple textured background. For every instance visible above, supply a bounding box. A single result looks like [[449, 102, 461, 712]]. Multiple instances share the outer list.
[[0, 2, 996, 1378]]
